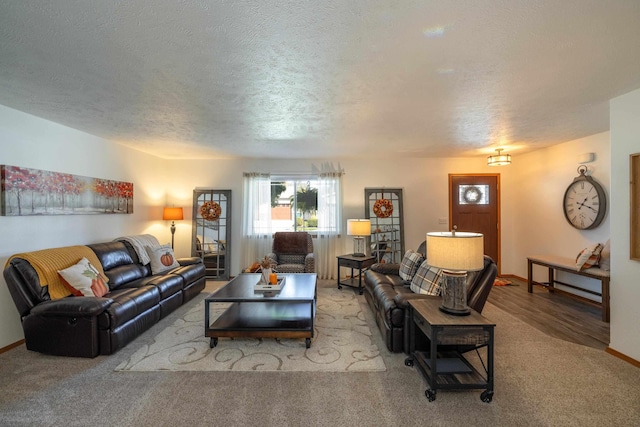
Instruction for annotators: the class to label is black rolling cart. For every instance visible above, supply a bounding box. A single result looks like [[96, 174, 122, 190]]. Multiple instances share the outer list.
[[405, 298, 495, 402], [336, 254, 376, 295]]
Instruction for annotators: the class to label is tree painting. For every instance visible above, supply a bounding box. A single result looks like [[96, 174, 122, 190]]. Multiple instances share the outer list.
[[0, 165, 133, 216]]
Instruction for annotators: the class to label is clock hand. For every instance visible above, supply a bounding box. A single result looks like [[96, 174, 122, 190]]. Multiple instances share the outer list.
[[576, 197, 597, 213], [576, 197, 588, 210]]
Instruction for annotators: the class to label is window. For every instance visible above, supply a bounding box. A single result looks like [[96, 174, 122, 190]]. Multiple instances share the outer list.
[[459, 185, 489, 205], [242, 171, 342, 279], [271, 179, 319, 232]]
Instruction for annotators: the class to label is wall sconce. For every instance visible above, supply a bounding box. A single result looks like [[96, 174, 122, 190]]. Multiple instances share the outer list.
[[163, 207, 184, 249], [347, 219, 371, 257], [487, 149, 511, 166], [426, 228, 484, 315]]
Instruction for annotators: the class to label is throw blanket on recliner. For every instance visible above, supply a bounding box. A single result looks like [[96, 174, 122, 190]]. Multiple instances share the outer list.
[[273, 232, 309, 254], [114, 234, 160, 265]]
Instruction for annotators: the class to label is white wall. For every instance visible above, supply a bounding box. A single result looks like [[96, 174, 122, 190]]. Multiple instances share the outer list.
[[0, 105, 171, 349], [166, 156, 500, 276], [502, 133, 611, 299], [610, 88, 640, 361]]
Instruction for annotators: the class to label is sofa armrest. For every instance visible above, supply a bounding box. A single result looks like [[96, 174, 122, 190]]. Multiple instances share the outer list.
[[304, 253, 315, 273], [393, 292, 439, 310], [370, 263, 400, 275], [177, 257, 203, 266], [29, 297, 113, 318]]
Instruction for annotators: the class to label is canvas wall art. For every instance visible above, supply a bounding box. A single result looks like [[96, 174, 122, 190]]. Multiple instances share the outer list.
[[1, 165, 133, 216]]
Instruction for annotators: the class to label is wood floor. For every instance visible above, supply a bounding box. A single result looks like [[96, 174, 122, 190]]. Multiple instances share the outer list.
[[488, 276, 610, 350]]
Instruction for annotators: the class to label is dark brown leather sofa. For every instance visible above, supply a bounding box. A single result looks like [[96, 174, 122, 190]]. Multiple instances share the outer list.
[[363, 242, 498, 354], [3, 240, 206, 358]]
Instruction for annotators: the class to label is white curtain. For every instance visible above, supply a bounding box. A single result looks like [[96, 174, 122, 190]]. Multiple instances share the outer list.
[[315, 171, 343, 279], [241, 173, 273, 270]]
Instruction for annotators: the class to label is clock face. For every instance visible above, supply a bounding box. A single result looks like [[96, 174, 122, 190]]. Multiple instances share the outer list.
[[563, 178, 605, 230]]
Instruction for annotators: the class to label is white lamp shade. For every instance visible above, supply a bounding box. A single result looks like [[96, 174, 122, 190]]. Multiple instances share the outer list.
[[426, 231, 484, 271], [347, 219, 371, 236]]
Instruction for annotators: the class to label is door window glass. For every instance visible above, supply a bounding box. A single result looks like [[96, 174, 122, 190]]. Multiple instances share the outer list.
[[459, 185, 489, 205]]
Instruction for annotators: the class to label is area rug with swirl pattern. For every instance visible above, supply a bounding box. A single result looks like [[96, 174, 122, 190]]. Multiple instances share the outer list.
[[115, 283, 386, 372]]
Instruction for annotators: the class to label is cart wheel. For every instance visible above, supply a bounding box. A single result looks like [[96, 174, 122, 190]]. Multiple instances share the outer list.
[[338, 285, 342, 290], [404, 357, 414, 367], [305, 338, 311, 349], [425, 389, 436, 402], [210, 337, 218, 348], [480, 390, 494, 403]]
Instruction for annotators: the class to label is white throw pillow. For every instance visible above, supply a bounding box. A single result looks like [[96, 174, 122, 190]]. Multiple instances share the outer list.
[[58, 257, 109, 297], [145, 244, 180, 274]]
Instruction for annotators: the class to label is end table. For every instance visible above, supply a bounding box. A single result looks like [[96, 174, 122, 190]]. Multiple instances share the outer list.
[[405, 298, 495, 402], [336, 254, 376, 295]]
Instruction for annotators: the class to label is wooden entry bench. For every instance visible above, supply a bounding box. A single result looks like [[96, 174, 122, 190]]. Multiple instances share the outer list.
[[527, 255, 610, 322]]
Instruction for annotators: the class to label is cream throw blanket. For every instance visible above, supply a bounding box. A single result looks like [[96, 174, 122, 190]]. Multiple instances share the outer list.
[[114, 234, 161, 265]]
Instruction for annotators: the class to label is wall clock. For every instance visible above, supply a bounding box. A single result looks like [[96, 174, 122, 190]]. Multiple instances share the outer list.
[[562, 166, 607, 230]]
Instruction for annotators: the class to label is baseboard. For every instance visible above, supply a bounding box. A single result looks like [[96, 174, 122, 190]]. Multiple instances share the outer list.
[[606, 347, 640, 368], [0, 339, 24, 354]]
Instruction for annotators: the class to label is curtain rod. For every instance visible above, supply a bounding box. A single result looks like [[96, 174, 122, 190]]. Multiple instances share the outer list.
[[246, 171, 345, 178]]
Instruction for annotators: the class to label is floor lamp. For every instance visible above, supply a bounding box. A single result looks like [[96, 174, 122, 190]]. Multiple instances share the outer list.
[[426, 229, 484, 316], [163, 207, 184, 249]]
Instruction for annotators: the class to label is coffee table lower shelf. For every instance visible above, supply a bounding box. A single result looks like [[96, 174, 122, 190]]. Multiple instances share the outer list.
[[205, 302, 315, 349]]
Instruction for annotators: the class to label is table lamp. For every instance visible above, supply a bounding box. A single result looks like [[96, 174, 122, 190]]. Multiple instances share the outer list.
[[347, 219, 371, 257], [426, 228, 484, 315], [163, 207, 184, 249]]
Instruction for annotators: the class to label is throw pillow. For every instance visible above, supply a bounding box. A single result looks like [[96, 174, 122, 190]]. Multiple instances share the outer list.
[[575, 243, 604, 271], [145, 244, 180, 274], [399, 250, 425, 282], [58, 257, 109, 297], [410, 260, 443, 295], [599, 239, 611, 271]]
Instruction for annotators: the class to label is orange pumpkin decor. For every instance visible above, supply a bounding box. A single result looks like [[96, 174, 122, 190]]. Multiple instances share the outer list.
[[200, 201, 222, 221], [83, 262, 109, 297], [90, 275, 108, 297], [160, 251, 174, 267]]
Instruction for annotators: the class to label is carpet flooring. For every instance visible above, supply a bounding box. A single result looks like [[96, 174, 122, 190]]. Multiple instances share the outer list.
[[115, 284, 385, 372], [1, 280, 639, 426]]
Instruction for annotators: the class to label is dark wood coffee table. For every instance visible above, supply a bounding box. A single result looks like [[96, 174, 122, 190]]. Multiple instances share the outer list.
[[204, 273, 317, 348]]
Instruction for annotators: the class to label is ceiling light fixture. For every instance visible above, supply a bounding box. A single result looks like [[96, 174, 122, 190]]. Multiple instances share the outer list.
[[487, 149, 511, 166]]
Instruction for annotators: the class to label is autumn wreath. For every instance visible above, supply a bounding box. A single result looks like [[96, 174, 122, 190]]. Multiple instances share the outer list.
[[200, 201, 222, 221], [373, 198, 393, 218]]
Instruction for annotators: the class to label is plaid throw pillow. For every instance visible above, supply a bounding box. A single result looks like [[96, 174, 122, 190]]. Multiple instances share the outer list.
[[399, 250, 425, 282], [410, 260, 443, 295]]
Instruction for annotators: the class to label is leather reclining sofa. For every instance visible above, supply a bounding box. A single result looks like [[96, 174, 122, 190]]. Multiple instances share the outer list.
[[363, 242, 498, 354], [4, 240, 206, 358]]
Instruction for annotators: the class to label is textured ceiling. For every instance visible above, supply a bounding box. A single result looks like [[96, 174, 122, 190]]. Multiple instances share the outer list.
[[1, 1, 640, 160]]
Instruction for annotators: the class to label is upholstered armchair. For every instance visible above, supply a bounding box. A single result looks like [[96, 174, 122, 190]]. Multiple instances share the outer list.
[[266, 232, 315, 273]]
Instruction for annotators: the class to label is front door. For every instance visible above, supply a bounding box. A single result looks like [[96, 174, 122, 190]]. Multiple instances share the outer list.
[[449, 174, 500, 273]]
